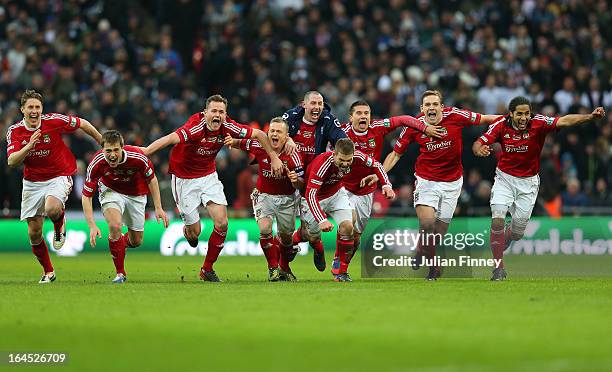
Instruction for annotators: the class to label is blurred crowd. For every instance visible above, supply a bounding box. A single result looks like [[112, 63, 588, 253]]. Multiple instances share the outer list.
[[0, 0, 610, 218]]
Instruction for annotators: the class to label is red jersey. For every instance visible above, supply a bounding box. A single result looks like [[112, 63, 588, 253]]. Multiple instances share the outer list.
[[6, 113, 81, 182], [478, 114, 559, 177], [292, 118, 317, 167], [344, 115, 424, 195], [169, 113, 253, 179], [83, 145, 154, 197], [394, 107, 482, 182], [239, 139, 304, 195], [305, 151, 391, 223]]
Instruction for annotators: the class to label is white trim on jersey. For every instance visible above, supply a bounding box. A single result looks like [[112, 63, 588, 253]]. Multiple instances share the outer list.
[[315, 155, 334, 178], [85, 153, 106, 183]]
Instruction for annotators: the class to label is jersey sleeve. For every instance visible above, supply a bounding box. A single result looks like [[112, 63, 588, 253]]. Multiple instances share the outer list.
[[354, 151, 392, 189], [450, 107, 482, 126], [305, 156, 330, 223], [175, 113, 205, 143], [83, 154, 103, 197], [44, 113, 82, 133], [288, 151, 304, 178], [386, 116, 427, 134], [393, 127, 416, 155], [533, 114, 559, 135], [224, 117, 253, 139], [144, 159, 155, 181], [6, 126, 22, 157], [478, 117, 506, 144]]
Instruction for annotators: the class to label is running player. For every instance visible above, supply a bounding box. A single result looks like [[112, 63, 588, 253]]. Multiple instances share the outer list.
[[82, 130, 169, 283], [473, 96, 605, 280], [304, 138, 395, 282], [6, 89, 102, 283], [381, 90, 500, 280], [144, 94, 281, 282], [224, 117, 304, 281]]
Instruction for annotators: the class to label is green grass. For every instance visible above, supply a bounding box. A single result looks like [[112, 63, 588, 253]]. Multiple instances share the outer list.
[[1, 253, 611, 372]]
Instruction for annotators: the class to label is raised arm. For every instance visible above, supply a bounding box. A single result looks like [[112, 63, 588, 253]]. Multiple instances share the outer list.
[[78, 118, 102, 144], [556, 107, 605, 128], [480, 115, 503, 126], [144, 132, 180, 156]]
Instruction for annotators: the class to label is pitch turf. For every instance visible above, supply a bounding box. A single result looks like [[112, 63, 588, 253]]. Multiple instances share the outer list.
[[1, 252, 611, 371]]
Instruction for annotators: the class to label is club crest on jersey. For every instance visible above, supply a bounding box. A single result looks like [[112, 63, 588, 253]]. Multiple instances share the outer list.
[[43, 134, 50, 143], [522, 133, 529, 139], [504, 134, 510, 139], [368, 138, 376, 148]]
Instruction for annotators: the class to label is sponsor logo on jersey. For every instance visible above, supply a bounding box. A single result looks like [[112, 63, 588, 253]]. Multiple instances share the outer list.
[[505, 144, 529, 153], [425, 140, 452, 152]]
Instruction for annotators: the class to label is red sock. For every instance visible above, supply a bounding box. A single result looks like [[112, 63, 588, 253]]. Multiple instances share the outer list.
[[203, 227, 227, 271], [260, 233, 278, 269], [336, 233, 354, 274], [490, 228, 505, 269], [109, 236, 127, 275], [347, 236, 360, 264], [52, 210, 65, 232], [278, 238, 293, 272], [292, 226, 307, 245], [122, 233, 136, 248], [32, 240, 53, 273], [310, 239, 323, 254]]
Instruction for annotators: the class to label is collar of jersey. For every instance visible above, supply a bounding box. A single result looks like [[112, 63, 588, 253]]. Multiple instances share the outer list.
[[22, 118, 42, 131]]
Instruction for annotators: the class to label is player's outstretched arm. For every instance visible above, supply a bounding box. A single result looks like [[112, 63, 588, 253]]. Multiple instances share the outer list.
[[7, 129, 41, 167], [144, 132, 180, 156], [147, 175, 169, 228], [480, 115, 503, 125], [78, 118, 102, 144], [472, 140, 491, 157], [383, 150, 402, 172], [82, 195, 101, 248], [251, 128, 282, 175], [556, 107, 606, 128], [223, 135, 242, 149]]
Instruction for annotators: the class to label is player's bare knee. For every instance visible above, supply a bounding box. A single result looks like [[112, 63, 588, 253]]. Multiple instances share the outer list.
[[419, 220, 435, 234], [214, 219, 228, 232], [491, 218, 505, 231], [108, 222, 122, 237], [45, 206, 62, 221], [338, 221, 353, 237]]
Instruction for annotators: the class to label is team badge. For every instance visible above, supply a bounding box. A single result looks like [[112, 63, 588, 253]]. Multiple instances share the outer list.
[[504, 134, 510, 139], [43, 134, 50, 143], [368, 138, 376, 148], [522, 133, 529, 139]]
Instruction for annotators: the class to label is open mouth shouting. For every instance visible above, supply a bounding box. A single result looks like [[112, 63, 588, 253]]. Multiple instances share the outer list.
[[270, 136, 280, 147], [426, 110, 438, 122], [357, 118, 368, 131], [310, 109, 320, 121]]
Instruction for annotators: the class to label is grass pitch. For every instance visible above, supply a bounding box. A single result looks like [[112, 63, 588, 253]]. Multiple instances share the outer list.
[[1, 252, 611, 372]]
